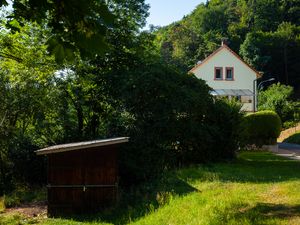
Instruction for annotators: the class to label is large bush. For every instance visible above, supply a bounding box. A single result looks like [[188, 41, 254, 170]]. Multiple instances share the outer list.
[[207, 98, 243, 160], [116, 63, 210, 182], [241, 110, 282, 147], [114, 62, 243, 183]]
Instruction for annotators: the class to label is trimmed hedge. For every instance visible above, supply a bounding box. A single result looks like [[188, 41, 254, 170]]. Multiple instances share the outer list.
[[242, 110, 282, 147]]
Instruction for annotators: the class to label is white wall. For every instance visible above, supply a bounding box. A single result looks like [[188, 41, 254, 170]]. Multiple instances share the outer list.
[[241, 102, 253, 111], [191, 47, 257, 111]]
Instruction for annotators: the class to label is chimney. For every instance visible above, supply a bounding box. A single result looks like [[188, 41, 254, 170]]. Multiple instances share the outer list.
[[221, 38, 228, 46]]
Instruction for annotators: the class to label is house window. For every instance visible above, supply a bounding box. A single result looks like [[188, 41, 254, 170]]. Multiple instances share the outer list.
[[214, 67, 223, 80], [225, 67, 234, 80]]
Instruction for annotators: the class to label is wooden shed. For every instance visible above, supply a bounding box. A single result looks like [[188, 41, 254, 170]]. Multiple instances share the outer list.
[[35, 137, 129, 216]]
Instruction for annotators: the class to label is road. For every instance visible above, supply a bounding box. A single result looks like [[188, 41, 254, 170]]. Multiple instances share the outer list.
[[278, 143, 300, 153], [275, 142, 300, 160]]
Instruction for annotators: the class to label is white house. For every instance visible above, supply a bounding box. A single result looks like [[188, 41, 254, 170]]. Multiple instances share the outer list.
[[189, 42, 261, 111]]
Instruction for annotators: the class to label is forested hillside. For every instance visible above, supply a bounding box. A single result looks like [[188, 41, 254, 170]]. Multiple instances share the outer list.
[[155, 0, 300, 91]]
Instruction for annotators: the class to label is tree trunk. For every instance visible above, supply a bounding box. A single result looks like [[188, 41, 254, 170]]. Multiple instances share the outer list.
[[76, 105, 84, 139], [91, 114, 98, 139], [284, 46, 289, 84]]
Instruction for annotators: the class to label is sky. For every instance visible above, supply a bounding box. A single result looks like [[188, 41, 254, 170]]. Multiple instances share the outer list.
[[145, 0, 206, 29]]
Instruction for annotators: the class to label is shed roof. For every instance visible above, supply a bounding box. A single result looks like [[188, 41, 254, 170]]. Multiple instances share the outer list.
[[35, 137, 129, 155]]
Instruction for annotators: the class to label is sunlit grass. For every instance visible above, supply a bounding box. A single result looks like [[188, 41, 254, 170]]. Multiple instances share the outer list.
[[0, 197, 4, 212], [131, 152, 300, 225]]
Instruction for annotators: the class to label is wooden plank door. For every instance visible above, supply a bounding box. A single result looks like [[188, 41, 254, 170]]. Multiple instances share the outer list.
[[83, 146, 118, 210], [48, 150, 85, 215]]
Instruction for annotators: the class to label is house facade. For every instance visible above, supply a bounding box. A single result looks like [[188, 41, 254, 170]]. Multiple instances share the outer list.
[[189, 43, 261, 111]]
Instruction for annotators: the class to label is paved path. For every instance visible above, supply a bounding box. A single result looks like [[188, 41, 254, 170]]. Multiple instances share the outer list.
[[273, 142, 300, 160], [278, 142, 300, 152]]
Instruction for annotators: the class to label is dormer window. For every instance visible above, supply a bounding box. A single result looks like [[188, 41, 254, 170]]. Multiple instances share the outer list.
[[214, 67, 223, 80], [226, 67, 234, 80]]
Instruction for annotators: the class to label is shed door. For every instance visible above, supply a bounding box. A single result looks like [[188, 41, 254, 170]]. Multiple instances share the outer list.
[[47, 146, 117, 215], [48, 150, 85, 214], [84, 146, 117, 209]]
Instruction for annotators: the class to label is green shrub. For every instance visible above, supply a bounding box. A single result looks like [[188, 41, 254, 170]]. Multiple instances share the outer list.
[[258, 83, 295, 124], [283, 121, 298, 129], [7, 135, 47, 185], [3, 185, 46, 208], [241, 110, 281, 147], [206, 98, 243, 160], [283, 131, 300, 144]]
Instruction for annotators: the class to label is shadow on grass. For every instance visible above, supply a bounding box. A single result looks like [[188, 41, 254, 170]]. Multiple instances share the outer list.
[[177, 151, 300, 183], [55, 175, 198, 224], [253, 203, 300, 217], [232, 203, 300, 224], [53, 151, 300, 224]]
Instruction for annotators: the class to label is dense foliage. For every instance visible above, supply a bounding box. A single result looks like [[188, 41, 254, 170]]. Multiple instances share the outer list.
[[258, 83, 300, 127], [0, 0, 149, 63], [155, 0, 300, 93], [0, 0, 113, 62], [4, 0, 299, 195], [241, 110, 282, 146], [117, 65, 243, 182]]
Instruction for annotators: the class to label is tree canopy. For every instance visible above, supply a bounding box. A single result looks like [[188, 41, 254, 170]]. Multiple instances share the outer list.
[[0, 0, 149, 63]]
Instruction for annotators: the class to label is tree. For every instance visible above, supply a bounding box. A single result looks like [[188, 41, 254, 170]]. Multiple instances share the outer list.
[[159, 23, 201, 70], [240, 23, 300, 87], [0, 0, 149, 63], [0, 23, 57, 192], [113, 61, 242, 182], [239, 31, 272, 71], [281, 0, 300, 25], [258, 83, 294, 123], [275, 22, 300, 85], [239, 0, 281, 32]]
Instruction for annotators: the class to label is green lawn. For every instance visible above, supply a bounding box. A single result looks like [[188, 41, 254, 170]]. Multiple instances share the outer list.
[[1, 151, 300, 225]]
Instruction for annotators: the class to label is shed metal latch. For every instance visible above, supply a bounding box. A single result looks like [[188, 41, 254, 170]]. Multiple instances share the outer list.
[[47, 184, 118, 188]]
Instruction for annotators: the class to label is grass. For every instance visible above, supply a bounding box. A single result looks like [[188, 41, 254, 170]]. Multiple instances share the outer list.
[[1, 151, 300, 224], [283, 131, 300, 144], [2, 185, 46, 208], [0, 197, 4, 212]]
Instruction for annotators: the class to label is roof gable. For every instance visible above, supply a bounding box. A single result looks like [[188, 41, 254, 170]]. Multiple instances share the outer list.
[[189, 45, 261, 78]]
